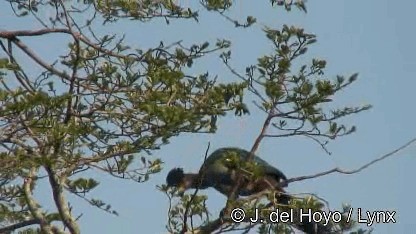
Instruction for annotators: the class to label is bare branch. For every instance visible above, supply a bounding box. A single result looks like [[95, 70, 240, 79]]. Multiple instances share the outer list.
[[23, 168, 54, 234], [0, 218, 40, 233], [0, 28, 71, 38], [0, 40, 35, 93], [285, 137, 416, 184], [45, 165, 80, 234], [9, 37, 81, 81]]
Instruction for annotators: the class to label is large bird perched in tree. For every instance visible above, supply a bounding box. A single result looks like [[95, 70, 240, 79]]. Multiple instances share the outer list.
[[167, 147, 288, 198], [166, 147, 334, 234]]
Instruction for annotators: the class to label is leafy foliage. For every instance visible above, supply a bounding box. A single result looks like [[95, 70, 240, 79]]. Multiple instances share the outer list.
[[1, 0, 372, 233], [163, 5, 372, 234], [0, 0, 251, 233]]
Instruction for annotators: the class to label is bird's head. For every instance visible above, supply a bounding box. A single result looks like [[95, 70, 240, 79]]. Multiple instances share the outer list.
[[166, 168, 184, 186], [166, 168, 188, 195]]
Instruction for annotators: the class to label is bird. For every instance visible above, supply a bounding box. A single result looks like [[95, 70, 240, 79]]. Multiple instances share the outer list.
[[166, 147, 334, 234], [166, 147, 288, 197]]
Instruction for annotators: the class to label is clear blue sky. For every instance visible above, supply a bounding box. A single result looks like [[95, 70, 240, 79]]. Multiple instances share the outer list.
[[1, 1, 415, 233]]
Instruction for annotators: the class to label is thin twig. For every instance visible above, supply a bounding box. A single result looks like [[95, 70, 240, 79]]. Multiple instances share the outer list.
[[181, 142, 211, 233], [284, 137, 416, 184]]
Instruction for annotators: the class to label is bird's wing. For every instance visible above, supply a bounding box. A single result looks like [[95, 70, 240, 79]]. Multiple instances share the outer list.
[[199, 148, 237, 186], [200, 147, 288, 196], [255, 156, 287, 180], [204, 147, 287, 182]]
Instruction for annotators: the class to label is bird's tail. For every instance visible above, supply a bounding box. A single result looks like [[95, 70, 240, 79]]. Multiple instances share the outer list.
[[274, 192, 334, 234]]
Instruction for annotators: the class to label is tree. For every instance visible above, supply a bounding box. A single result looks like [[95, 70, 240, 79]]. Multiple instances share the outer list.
[[0, 1, 413, 234]]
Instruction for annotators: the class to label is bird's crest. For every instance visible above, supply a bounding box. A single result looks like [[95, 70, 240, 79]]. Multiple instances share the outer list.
[[166, 168, 184, 186]]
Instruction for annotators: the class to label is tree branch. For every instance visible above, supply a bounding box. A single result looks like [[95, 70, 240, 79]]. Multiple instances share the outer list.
[[8, 37, 82, 82], [45, 165, 80, 234], [227, 110, 275, 201], [285, 136, 416, 184], [0, 28, 71, 38], [0, 28, 143, 62], [23, 168, 54, 234], [0, 218, 40, 233]]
